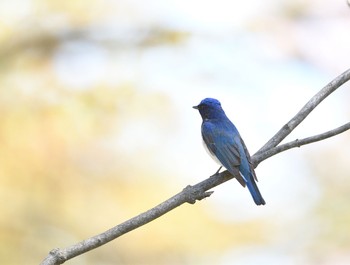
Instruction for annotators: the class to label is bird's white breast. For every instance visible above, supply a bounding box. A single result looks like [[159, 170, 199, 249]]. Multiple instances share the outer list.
[[202, 140, 222, 166]]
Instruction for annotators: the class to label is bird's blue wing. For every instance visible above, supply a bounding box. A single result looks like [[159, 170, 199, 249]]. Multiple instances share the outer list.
[[239, 137, 258, 181], [201, 121, 246, 187]]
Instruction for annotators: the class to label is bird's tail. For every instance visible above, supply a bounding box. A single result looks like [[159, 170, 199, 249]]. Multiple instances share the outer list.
[[246, 177, 266, 206]]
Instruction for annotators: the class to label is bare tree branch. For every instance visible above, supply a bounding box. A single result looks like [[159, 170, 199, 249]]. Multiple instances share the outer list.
[[253, 122, 350, 166], [39, 175, 230, 265], [40, 185, 216, 265], [256, 68, 350, 155], [40, 69, 350, 265]]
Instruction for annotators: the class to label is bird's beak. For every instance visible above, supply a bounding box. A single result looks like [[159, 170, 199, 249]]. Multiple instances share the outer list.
[[193, 105, 199, 109]]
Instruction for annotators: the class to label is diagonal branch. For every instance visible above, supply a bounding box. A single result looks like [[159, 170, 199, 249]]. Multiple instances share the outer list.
[[252, 122, 350, 166], [40, 185, 215, 265], [40, 173, 232, 265], [256, 68, 350, 155], [40, 68, 350, 265]]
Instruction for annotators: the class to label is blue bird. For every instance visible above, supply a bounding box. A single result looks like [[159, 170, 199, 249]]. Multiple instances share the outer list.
[[193, 98, 265, 205]]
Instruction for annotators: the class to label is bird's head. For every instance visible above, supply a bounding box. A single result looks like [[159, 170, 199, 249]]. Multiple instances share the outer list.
[[193, 98, 225, 120]]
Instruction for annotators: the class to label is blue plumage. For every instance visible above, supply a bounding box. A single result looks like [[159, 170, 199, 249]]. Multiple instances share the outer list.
[[193, 98, 265, 205]]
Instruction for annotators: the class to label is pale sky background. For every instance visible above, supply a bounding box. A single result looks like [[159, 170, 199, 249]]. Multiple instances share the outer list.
[[49, 0, 349, 213]]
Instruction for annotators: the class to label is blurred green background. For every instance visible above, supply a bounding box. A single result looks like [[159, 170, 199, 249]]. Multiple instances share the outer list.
[[1, 1, 350, 264]]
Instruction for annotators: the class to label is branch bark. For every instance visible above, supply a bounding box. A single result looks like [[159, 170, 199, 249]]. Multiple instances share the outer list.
[[253, 122, 350, 166], [256, 68, 350, 155], [40, 68, 350, 265]]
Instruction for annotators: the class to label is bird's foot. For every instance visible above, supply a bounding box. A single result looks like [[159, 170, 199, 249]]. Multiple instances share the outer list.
[[215, 166, 222, 175]]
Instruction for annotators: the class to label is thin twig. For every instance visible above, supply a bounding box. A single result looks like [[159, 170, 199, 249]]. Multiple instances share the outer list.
[[40, 69, 350, 265], [256, 68, 350, 155], [252, 122, 350, 166]]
